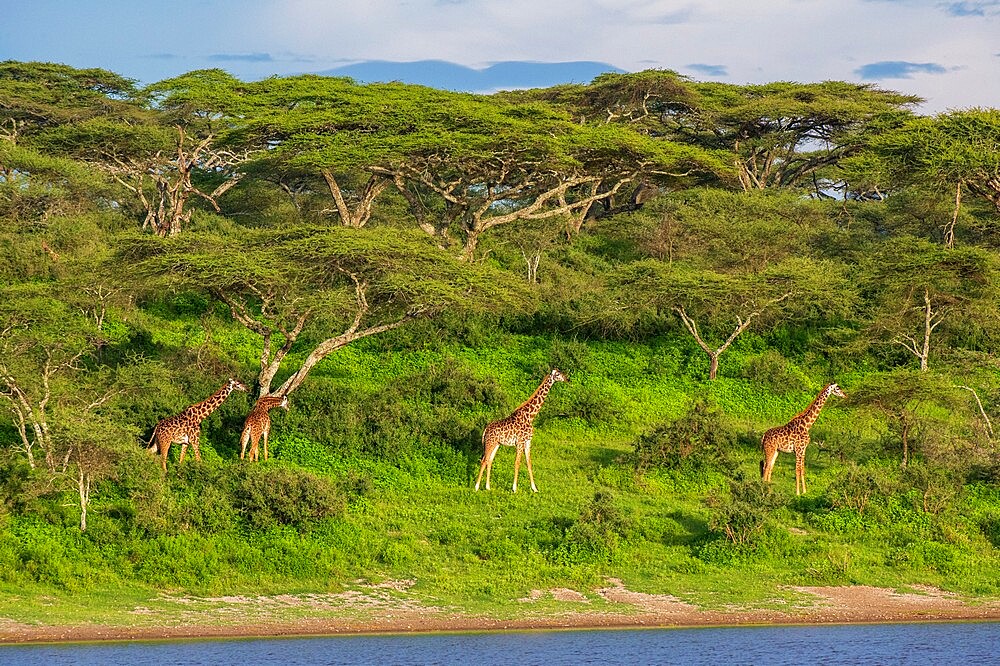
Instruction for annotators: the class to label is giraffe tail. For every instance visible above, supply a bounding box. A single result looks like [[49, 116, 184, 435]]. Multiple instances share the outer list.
[[760, 459, 765, 478], [145, 428, 158, 454]]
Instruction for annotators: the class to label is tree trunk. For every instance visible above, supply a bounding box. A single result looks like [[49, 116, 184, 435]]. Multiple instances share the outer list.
[[77, 467, 90, 532], [708, 353, 720, 381], [944, 180, 961, 249], [460, 229, 481, 262], [920, 289, 931, 372]]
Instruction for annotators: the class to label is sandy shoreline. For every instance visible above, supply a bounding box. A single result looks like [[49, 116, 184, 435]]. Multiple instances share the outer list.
[[2, 581, 998, 644]]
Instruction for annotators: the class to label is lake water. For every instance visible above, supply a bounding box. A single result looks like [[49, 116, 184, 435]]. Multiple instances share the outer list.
[[1, 622, 997, 665]]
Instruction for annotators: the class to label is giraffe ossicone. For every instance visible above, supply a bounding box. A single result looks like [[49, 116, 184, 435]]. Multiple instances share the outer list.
[[240, 393, 290, 462], [760, 382, 846, 495], [475, 368, 568, 493], [147, 377, 249, 471]]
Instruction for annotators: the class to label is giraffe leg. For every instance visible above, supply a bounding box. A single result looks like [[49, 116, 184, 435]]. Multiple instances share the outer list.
[[474, 444, 491, 490], [159, 436, 169, 472], [762, 446, 779, 483], [524, 440, 538, 492], [240, 428, 251, 460], [795, 451, 806, 495], [512, 445, 523, 493], [178, 442, 187, 465], [475, 443, 499, 491], [191, 431, 201, 462], [484, 445, 500, 490], [263, 426, 270, 461]]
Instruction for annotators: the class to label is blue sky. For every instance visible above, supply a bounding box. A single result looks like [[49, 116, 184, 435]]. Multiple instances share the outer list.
[[2, 0, 998, 113]]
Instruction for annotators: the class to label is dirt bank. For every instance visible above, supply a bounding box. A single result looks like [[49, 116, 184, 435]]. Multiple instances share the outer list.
[[1, 580, 998, 644]]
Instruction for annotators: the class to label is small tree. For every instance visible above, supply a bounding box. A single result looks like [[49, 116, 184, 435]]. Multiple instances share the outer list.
[[849, 369, 964, 467], [861, 238, 998, 372], [118, 226, 528, 399], [618, 256, 850, 380]]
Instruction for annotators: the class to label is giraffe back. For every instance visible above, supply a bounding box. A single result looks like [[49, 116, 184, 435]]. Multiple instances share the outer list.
[[243, 396, 286, 435]]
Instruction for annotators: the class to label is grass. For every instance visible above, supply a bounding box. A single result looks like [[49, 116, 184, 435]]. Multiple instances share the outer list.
[[1, 332, 1000, 630]]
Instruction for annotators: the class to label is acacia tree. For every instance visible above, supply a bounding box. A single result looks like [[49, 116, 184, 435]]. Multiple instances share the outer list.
[[519, 71, 918, 195], [0, 284, 149, 469], [30, 69, 256, 236], [862, 238, 998, 372], [0, 61, 140, 139], [613, 190, 852, 379], [620, 257, 849, 380], [850, 370, 964, 468], [377, 103, 725, 260], [864, 109, 1000, 247], [228, 77, 436, 228], [118, 226, 527, 399], [687, 81, 919, 193], [0, 62, 138, 223]]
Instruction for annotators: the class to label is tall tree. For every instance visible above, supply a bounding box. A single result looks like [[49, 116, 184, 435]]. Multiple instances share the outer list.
[[863, 109, 1000, 247], [688, 80, 919, 193], [516, 71, 918, 195], [861, 237, 998, 371], [32, 69, 256, 236], [118, 226, 528, 398]]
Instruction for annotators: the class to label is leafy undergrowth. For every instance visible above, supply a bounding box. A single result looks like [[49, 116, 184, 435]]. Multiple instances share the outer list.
[[1, 336, 999, 626]]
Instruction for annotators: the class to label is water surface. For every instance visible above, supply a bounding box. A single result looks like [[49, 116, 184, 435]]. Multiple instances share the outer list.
[[2, 621, 996, 665]]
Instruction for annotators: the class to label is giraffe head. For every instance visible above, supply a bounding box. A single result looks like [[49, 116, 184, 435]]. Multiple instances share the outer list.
[[279, 394, 290, 410], [550, 368, 568, 383], [228, 377, 249, 393], [828, 383, 846, 399]]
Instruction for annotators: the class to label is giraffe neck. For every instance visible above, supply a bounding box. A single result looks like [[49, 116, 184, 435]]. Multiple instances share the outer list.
[[793, 385, 834, 430], [514, 375, 556, 424], [255, 396, 285, 412], [189, 383, 236, 422]]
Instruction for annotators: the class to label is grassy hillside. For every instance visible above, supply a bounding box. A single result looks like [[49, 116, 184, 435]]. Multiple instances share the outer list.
[[1, 326, 999, 625]]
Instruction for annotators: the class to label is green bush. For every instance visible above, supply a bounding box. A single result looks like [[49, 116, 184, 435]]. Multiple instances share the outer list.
[[979, 514, 1000, 549], [633, 398, 738, 472], [550, 490, 635, 564], [705, 475, 785, 547], [737, 350, 809, 394], [826, 462, 899, 514], [537, 382, 623, 428], [234, 465, 345, 531]]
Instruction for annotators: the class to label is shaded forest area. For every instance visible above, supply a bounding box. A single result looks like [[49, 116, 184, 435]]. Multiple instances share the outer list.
[[2, 61, 1000, 606]]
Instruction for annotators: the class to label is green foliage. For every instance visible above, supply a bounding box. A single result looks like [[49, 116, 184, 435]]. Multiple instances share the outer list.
[[826, 462, 899, 514], [551, 490, 635, 564], [233, 465, 345, 531], [633, 398, 739, 472], [5, 61, 1000, 615], [737, 350, 810, 394], [705, 475, 786, 547]]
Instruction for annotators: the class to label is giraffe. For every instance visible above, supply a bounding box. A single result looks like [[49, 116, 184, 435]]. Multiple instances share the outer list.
[[475, 368, 568, 493], [239, 394, 289, 462], [760, 383, 846, 495], [147, 377, 249, 471]]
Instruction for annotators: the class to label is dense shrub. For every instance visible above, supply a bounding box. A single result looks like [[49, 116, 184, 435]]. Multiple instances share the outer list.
[[737, 350, 809, 394], [551, 490, 635, 564], [632, 398, 739, 472], [705, 475, 785, 547], [361, 358, 508, 459], [537, 382, 624, 428], [233, 465, 345, 531], [826, 462, 899, 514], [901, 464, 964, 515]]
